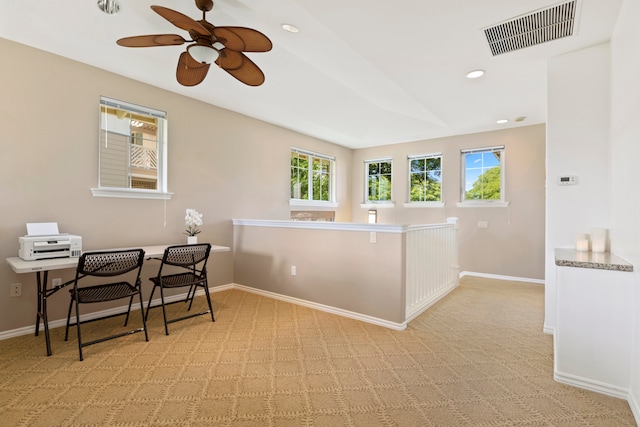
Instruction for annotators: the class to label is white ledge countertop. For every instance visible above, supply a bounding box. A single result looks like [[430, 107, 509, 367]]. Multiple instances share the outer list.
[[554, 248, 633, 272], [232, 218, 458, 234]]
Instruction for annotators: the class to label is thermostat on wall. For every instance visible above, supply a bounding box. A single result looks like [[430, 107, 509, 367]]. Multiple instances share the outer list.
[[558, 175, 578, 185]]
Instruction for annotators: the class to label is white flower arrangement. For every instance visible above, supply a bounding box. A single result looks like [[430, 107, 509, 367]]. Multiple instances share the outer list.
[[184, 208, 203, 236]]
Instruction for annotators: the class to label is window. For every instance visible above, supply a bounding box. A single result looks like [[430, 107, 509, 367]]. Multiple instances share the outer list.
[[290, 148, 335, 203], [92, 97, 171, 199], [365, 159, 392, 203], [408, 153, 442, 203], [461, 146, 505, 202]]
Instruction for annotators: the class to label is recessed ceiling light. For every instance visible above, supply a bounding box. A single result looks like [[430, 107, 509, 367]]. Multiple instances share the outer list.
[[282, 24, 299, 33], [497, 119, 509, 124], [97, 0, 120, 14], [466, 69, 485, 79], [515, 116, 527, 122]]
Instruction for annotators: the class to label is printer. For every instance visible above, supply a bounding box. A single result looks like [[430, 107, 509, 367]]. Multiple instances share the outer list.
[[18, 222, 82, 261]]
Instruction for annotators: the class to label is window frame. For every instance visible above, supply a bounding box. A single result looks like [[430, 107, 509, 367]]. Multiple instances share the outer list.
[[91, 96, 172, 200], [403, 152, 444, 208], [362, 158, 394, 207], [457, 145, 508, 208], [289, 147, 337, 208]]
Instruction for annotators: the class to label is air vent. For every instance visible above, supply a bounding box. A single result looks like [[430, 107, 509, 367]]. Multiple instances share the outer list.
[[484, 1, 577, 56]]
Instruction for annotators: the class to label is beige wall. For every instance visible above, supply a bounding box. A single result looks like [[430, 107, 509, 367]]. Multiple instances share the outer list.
[[233, 224, 406, 324], [0, 37, 545, 335], [0, 38, 352, 332], [351, 125, 546, 280]]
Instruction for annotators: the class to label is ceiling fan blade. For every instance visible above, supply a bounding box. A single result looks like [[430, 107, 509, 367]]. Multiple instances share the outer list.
[[116, 34, 187, 48], [216, 49, 265, 86], [151, 5, 210, 38], [177, 51, 211, 86], [213, 27, 272, 52], [216, 48, 244, 69]]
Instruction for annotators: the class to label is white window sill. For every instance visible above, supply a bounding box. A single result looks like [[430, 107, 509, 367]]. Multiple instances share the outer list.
[[456, 201, 510, 208], [289, 200, 338, 209], [91, 188, 174, 200], [403, 202, 445, 208], [360, 202, 395, 209]]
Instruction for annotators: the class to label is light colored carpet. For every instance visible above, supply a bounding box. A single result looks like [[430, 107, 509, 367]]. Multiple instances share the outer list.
[[0, 276, 636, 426]]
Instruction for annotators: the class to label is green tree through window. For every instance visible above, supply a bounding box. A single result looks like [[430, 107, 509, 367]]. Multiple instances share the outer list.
[[462, 147, 504, 201], [409, 155, 442, 202], [366, 160, 392, 202], [466, 166, 501, 200], [291, 149, 334, 202]]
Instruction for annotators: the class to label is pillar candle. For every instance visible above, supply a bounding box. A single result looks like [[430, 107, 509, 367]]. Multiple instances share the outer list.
[[575, 233, 589, 252], [591, 227, 606, 253]]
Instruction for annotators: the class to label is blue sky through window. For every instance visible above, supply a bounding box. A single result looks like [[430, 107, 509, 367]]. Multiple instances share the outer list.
[[465, 152, 500, 191]]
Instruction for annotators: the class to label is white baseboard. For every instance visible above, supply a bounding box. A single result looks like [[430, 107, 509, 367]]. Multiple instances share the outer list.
[[460, 271, 545, 285], [1, 283, 405, 340], [554, 370, 630, 400], [0, 284, 235, 341], [405, 281, 458, 323], [629, 390, 640, 426], [4, 280, 638, 426], [2, 274, 543, 341], [233, 283, 407, 331]]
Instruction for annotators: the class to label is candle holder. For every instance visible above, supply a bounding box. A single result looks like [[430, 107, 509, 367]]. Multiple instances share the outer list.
[[591, 227, 606, 253], [575, 233, 589, 252]]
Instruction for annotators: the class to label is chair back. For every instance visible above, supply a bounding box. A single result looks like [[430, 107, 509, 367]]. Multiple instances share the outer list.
[[160, 244, 211, 270], [77, 249, 145, 277]]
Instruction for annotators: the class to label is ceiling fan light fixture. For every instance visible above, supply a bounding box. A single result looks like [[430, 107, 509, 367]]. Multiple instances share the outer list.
[[97, 0, 121, 14], [187, 44, 219, 64]]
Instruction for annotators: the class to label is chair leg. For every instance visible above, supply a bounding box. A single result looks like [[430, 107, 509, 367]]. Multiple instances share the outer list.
[[137, 291, 149, 342], [204, 284, 215, 322], [185, 284, 195, 304], [187, 286, 196, 311], [159, 286, 170, 336], [145, 285, 157, 321], [123, 295, 134, 326], [75, 296, 84, 361], [65, 297, 74, 341]]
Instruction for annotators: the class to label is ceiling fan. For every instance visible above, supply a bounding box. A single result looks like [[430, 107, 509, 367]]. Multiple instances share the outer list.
[[116, 0, 272, 87]]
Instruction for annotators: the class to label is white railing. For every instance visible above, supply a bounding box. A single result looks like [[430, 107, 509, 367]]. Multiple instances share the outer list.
[[130, 144, 157, 170], [405, 217, 459, 322]]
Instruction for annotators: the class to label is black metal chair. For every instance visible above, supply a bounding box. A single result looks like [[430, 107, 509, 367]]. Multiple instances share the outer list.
[[145, 243, 214, 335], [64, 249, 148, 361]]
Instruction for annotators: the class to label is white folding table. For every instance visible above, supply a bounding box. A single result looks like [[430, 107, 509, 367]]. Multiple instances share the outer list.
[[6, 244, 230, 356]]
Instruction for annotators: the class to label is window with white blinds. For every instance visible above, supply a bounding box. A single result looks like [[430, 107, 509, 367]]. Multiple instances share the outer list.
[[92, 97, 170, 200]]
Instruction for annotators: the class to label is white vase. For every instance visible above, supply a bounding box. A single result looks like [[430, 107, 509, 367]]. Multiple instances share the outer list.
[[187, 236, 198, 244]]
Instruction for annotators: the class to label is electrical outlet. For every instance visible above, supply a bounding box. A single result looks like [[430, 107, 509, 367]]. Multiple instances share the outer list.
[[10, 283, 22, 297], [52, 278, 62, 287], [291, 266, 297, 276]]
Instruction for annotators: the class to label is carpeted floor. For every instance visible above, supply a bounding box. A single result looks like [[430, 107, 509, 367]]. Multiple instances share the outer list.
[[0, 276, 636, 426]]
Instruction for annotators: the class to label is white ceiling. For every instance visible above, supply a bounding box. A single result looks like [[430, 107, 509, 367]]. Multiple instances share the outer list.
[[0, 0, 622, 149]]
